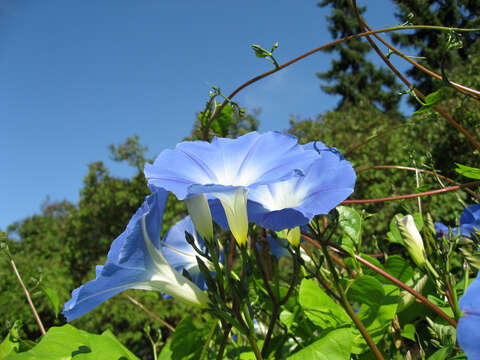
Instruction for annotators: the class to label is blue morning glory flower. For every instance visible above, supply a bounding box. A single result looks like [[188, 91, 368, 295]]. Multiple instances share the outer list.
[[435, 204, 480, 238], [161, 216, 210, 289], [457, 270, 480, 359], [62, 189, 208, 322], [145, 131, 317, 246], [245, 148, 356, 232]]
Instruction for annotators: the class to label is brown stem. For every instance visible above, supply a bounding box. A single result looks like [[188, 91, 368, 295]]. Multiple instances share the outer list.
[[217, 322, 232, 360], [444, 285, 457, 319], [319, 242, 384, 359], [124, 294, 175, 332], [350, 3, 479, 99], [357, 165, 480, 200], [201, 24, 478, 140], [9, 256, 46, 336], [349, 0, 480, 151], [342, 181, 480, 204], [301, 233, 457, 328]]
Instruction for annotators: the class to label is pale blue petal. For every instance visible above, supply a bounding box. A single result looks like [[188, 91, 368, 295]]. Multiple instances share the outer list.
[[460, 204, 480, 224], [458, 271, 480, 359], [116, 190, 168, 268], [63, 189, 169, 321], [145, 131, 317, 199], [248, 203, 309, 231], [63, 265, 154, 322], [248, 152, 355, 230], [460, 204, 480, 237], [209, 198, 229, 230], [266, 236, 290, 259], [162, 217, 201, 269], [434, 222, 459, 238], [302, 141, 344, 160]]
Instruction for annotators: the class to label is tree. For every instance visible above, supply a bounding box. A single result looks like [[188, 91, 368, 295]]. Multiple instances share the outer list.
[[317, 0, 402, 112], [289, 39, 480, 238], [392, 0, 480, 100]]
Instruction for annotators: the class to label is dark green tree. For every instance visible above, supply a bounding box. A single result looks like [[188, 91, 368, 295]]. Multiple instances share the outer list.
[[392, 0, 480, 99], [289, 39, 480, 238], [317, 0, 402, 112]]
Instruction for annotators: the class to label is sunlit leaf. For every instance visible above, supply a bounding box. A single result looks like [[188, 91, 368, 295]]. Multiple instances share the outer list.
[[455, 163, 480, 180], [4, 324, 138, 360], [288, 328, 353, 360]]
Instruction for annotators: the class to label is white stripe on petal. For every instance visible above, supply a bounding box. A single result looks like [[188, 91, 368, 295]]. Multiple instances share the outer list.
[[212, 188, 249, 246], [141, 214, 209, 307], [185, 194, 214, 242]]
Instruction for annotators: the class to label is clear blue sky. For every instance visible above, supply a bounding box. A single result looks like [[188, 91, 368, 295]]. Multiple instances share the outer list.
[[1, 1, 411, 229]]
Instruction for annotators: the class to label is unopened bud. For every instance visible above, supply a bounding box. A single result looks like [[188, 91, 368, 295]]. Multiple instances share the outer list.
[[398, 215, 426, 268]]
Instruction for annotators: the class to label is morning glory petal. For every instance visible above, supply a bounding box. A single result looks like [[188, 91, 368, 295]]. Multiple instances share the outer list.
[[63, 265, 159, 322], [460, 204, 480, 237], [145, 131, 319, 245], [212, 188, 250, 246], [303, 141, 345, 160], [248, 151, 356, 230], [145, 131, 317, 199], [62, 189, 208, 322], [435, 204, 480, 239], [434, 222, 459, 238], [457, 271, 480, 359], [161, 216, 209, 289], [185, 194, 214, 242]]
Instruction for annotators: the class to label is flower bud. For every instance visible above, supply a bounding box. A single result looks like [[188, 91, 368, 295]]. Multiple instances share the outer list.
[[398, 215, 426, 268], [185, 194, 214, 242]]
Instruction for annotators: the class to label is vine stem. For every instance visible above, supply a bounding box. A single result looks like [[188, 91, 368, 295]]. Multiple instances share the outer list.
[[5, 247, 46, 336], [350, 1, 479, 99], [201, 24, 479, 140], [349, 0, 480, 151], [199, 321, 217, 360], [319, 242, 384, 359], [247, 333, 263, 360], [217, 322, 232, 360], [124, 294, 175, 332], [357, 165, 480, 200], [341, 181, 480, 204], [301, 233, 457, 328]]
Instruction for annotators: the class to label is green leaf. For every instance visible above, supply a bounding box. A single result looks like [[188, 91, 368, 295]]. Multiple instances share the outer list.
[[201, 104, 233, 137], [42, 287, 60, 317], [4, 324, 138, 360], [427, 346, 452, 360], [250, 44, 271, 58], [157, 341, 172, 360], [400, 323, 416, 341], [337, 206, 362, 247], [384, 255, 414, 284], [279, 310, 295, 331], [169, 316, 203, 360], [387, 214, 405, 244], [412, 89, 443, 115], [352, 285, 399, 354], [239, 352, 256, 360], [299, 279, 351, 328], [413, 212, 423, 232], [0, 331, 20, 358], [347, 275, 384, 308], [288, 328, 353, 360], [455, 163, 480, 180]]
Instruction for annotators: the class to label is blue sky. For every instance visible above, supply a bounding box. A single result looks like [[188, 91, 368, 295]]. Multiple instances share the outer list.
[[1, 1, 411, 229]]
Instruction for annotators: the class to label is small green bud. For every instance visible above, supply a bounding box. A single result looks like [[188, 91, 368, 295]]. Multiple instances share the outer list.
[[276, 226, 301, 247], [185, 194, 214, 242], [398, 215, 427, 268]]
